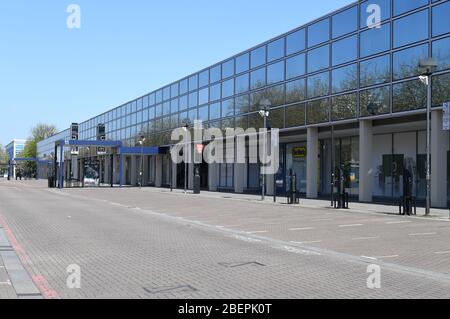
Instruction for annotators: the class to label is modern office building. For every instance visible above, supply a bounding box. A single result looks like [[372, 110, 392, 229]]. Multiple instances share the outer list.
[[38, 0, 450, 207], [6, 139, 26, 179]]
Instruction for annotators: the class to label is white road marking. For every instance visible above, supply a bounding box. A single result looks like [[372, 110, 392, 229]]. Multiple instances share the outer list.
[[232, 235, 262, 243], [281, 245, 321, 256], [434, 251, 450, 255], [246, 230, 268, 234], [376, 255, 399, 259], [352, 236, 380, 240], [409, 232, 437, 236], [289, 227, 315, 231], [221, 225, 242, 228], [290, 240, 323, 244], [386, 221, 411, 224], [0, 280, 11, 286], [361, 256, 378, 260], [338, 224, 363, 228], [311, 218, 333, 222]]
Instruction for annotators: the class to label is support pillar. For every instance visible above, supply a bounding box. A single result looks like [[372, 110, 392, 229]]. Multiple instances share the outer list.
[[155, 155, 162, 187], [359, 120, 373, 203], [208, 163, 218, 192], [234, 163, 247, 193], [306, 127, 318, 198], [431, 109, 448, 208], [130, 155, 138, 186]]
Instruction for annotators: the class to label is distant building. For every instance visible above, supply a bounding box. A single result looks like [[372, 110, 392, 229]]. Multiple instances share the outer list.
[[5, 139, 26, 179]]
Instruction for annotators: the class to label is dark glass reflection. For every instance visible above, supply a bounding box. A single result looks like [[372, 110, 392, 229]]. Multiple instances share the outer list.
[[235, 94, 250, 114], [307, 71, 329, 99], [269, 107, 285, 129], [265, 84, 285, 107], [286, 79, 306, 104], [360, 86, 390, 116], [286, 103, 305, 127], [432, 73, 450, 107], [393, 43, 428, 80], [433, 36, 450, 71], [332, 93, 358, 120], [332, 63, 357, 93], [307, 98, 330, 124], [360, 54, 391, 87], [393, 80, 426, 112]]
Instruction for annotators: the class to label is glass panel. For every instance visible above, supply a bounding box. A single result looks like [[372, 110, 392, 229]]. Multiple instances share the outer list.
[[332, 93, 358, 120], [267, 61, 285, 84], [286, 53, 305, 79], [235, 115, 248, 129], [360, 0, 391, 28], [236, 53, 250, 74], [210, 65, 221, 84], [250, 90, 266, 112], [360, 22, 391, 57], [393, 43, 428, 80], [360, 54, 391, 87], [251, 46, 266, 69], [179, 79, 188, 95], [170, 98, 179, 113], [155, 90, 163, 104], [286, 103, 305, 127], [433, 36, 450, 71], [236, 94, 250, 115], [199, 70, 209, 88], [432, 73, 450, 107], [235, 73, 249, 94], [393, 80, 427, 112], [188, 91, 198, 108], [163, 87, 171, 101], [332, 6, 358, 39], [306, 98, 330, 124], [222, 78, 235, 98], [163, 101, 170, 115], [210, 102, 221, 120], [307, 44, 330, 73], [189, 75, 198, 92], [210, 83, 221, 101], [332, 63, 357, 93], [433, 1, 450, 37], [394, 0, 428, 16], [222, 59, 235, 79], [250, 67, 266, 90], [198, 105, 209, 122], [308, 18, 330, 47], [393, 9, 428, 48], [171, 83, 179, 98], [307, 71, 329, 98], [198, 87, 209, 105], [222, 98, 235, 117], [270, 107, 285, 129], [286, 79, 306, 104], [268, 38, 285, 62], [360, 85, 391, 116], [332, 35, 357, 66], [248, 113, 264, 130], [286, 29, 306, 55], [265, 84, 285, 107], [179, 95, 188, 111]]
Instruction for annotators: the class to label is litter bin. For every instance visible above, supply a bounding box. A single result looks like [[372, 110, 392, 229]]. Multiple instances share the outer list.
[[193, 166, 201, 194], [48, 176, 54, 188]]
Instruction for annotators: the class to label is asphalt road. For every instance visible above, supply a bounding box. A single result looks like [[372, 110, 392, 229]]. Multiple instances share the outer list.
[[0, 179, 449, 299]]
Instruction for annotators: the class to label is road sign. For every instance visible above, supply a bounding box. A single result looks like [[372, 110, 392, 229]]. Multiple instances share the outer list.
[[443, 102, 450, 131]]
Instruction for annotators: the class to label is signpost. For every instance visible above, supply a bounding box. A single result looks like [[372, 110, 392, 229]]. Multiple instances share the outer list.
[[443, 102, 450, 219]]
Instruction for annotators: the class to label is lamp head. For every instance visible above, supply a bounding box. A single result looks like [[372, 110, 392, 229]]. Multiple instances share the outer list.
[[418, 58, 438, 76]]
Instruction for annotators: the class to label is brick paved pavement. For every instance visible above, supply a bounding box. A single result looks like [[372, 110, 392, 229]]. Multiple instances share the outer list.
[[0, 180, 449, 299]]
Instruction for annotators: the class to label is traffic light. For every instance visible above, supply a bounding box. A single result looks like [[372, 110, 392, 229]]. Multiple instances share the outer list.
[[97, 124, 106, 141], [71, 123, 79, 140]]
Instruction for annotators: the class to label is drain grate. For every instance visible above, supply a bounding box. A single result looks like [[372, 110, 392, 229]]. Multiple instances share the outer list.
[[218, 261, 265, 268], [143, 284, 197, 295]]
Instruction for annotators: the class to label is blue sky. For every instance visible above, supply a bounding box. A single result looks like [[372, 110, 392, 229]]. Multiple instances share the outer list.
[[0, 0, 354, 146]]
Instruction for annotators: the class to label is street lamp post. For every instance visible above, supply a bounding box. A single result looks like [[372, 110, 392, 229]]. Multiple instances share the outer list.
[[182, 122, 190, 195], [138, 132, 146, 189], [259, 98, 271, 201], [418, 58, 438, 216]]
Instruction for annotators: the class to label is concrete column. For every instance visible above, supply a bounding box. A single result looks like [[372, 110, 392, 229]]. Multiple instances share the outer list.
[[142, 156, 148, 186], [130, 156, 137, 186], [431, 110, 448, 208], [306, 127, 318, 198], [359, 120, 373, 203], [104, 156, 110, 184], [155, 155, 162, 187], [266, 174, 274, 196], [234, 163, 247, 193], [188, 163, 194, 190], [171, 160, 177, 189], [121, 156, 126, 185], [208, 163, 218, 191]]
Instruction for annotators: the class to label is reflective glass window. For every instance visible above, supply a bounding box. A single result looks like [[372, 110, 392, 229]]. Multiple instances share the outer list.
[[199, 70, 209, 88], [250, 67, 266, 90], [286, 79, 306, 104], [433, 36, 450, 71], [394, 0, 428, 16], [198, 105, 209, 122], [286, 29, 306, 55], [306, 98, 330, 124], [286, 103, 306, 127], [163, 102, 170, 116], [393, 79, 426, 112], [179, 79, 188, 95], [210, 83, 221, 101], [210, 102, 221, 120], [170, 83, 179, 98], [236, 53, 250, 74], [360, 22, 391, 57], [222, 59, 235, 79], [222, 79, 235, 98], [332, 63, 357, 93], [270, 107, 285, 129], [286, 53, 305, 79], [235, 94, 250, 114], [250, 90, 266, 112], [163, 87, 171, 101], [251, 46, 266, 69], [360, 0, 391, 28], [267, 61, 285, 84], [332, 6, 357, 39], [393, 43, 428, 80], [170, 98, 179, 113], [155, 104, 163, 117], [199, 87, 209, 105], [235, 73, 249, 94], [155, 90, 163, 104], [308, 45, 330, 73], [394, 9, 428, 48], [210, 65, 221, 84], [360, 85, 390, 116], [268, 38, 285, 62], [332, 93, 357, 120], [149, 93, 156, 106], [189, 75, 198, 92], [189, 91, 198, 107], [266, 84, 285, 107], [332, 35, 357, 66], [360, 54, 391, 87], [222, 98, 235, 117], [433, 73, 450, 106], [308, 18, 330, 47], [307, 71, 330, 98], [179, 95, 188, 111], [433, 1, 450, 37]]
